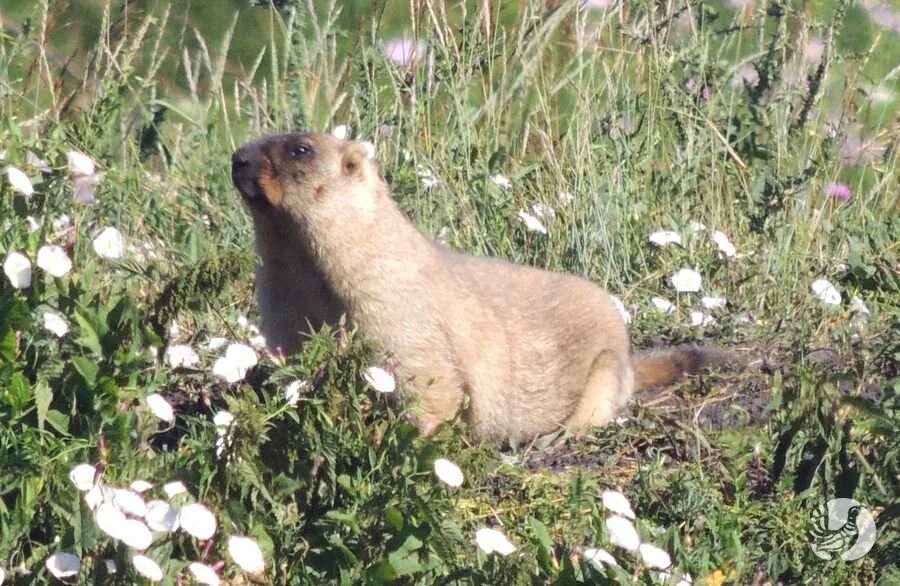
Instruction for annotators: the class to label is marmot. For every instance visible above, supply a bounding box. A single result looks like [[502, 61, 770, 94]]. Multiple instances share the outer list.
[[232, 136, 345, 356], [232, 132, 736, 443]]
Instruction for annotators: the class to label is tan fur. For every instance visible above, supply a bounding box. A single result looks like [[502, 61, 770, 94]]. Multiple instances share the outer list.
[[232, 132, 735, 443]]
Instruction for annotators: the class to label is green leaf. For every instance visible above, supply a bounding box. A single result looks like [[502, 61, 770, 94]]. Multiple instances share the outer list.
[[34, 381, 52, 431], [368, 560, 397, 583], [527, 516, 554, 552], [73, 311, 103, 355], [0, 324, 16, 362], [44, 409, 70, 435], [384, 506, 404, 532], [72, 357, 99, 386], [387, 534, 424, 576], [6, 372, 30, 409], [325, 510, 361, 533]]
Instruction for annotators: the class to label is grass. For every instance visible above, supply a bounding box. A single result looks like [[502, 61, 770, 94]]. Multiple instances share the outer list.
[[0, 0, 898, 584]]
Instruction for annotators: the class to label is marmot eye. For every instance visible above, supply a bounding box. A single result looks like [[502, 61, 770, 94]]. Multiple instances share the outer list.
[[289, 144, 312, 158]]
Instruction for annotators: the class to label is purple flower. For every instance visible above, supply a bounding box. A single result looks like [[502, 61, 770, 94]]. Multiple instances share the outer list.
[[824, 182, 852, 200], [383, 39, 426, 68]]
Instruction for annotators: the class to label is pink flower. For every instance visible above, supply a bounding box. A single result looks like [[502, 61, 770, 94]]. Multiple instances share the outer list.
[[824, 183, 851, 200], [805, 37, 825, 64], [383, 39, 426, 67], [866, 4, 900, 34]]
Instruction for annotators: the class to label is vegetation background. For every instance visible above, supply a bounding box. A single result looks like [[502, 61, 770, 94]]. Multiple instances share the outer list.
[[0, 0, 897, 584]]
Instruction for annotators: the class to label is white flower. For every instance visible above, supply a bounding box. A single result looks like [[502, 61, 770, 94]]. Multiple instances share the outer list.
[[52, 215, 72, 231], [249, 334, 267, 349], [700, 296, 726, 310], [163, 481, 188, 498], [609, 296, 631, 324], [651, 297, 675, 314], [601, 490, 635, 519], [179, 503, 217, 540], [638, 543, 672, 569], [73, 174, 100, 205], [558, 191, 575, 205], [104, 559, 116, 574], [94, 503, 128, 541], [132, 555, 163, 582], [189, 562, 221, 585], [120, 519, 154, 550], [670, 269, 702, 293], [648, 230, 682, 246], [67, 151, 96, 176], [531, 202, 556, 221], [433, 458, 464, 487], [690, 311, 716, 326], [213, 411, 234, 431], [26, 151, 50, 172], [130, 480, 153, 493], [582, 547, 618, 569], [416, 166, 440, 189], [490, 173, 512, 189], [146, 393, 175, 422], [331, 125, 349, 140], [228, 536, 266, 573], [475, 527, 517, 556], [212, 343, 258, 383], [113, 488, 147, 517], [285, 380, 307, 406], [165, 344, 200, 368], [0, 565, 5, 584], [421, 175, 440, 189], [92, 227, 126, 259], [605, 515, 640, 551], [84, 484, 113, 510], [84, 483, 105, 511], [711, 230, 736, 258], [689, 220, 706, 233], [849, 296, 870, 317], [517, 211, 548, 235], [25, 215, 40, 231], [144, 500, 179, 533], [363, 366, 396, 393], [36, 245, 72, 277], [811, 278, 841, 305], [4, 252, 32, 289], [42, 312, 69, 337], [69, 463, 98, 491], [45, 552, 80, 580], [202, 337, 229, 351], [6, 166, 33, 196], [360, 141, 376, 159]]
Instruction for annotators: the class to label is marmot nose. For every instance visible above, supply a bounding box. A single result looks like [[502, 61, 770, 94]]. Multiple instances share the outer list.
[[232, 149, 253, 175], [231, 146, 263, 199]]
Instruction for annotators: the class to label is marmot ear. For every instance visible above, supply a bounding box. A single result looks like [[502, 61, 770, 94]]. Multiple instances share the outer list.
[[341, 142, 368, 177]]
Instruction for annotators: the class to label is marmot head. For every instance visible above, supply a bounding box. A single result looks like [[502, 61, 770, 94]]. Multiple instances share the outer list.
[[231, 132, 379, 232]]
